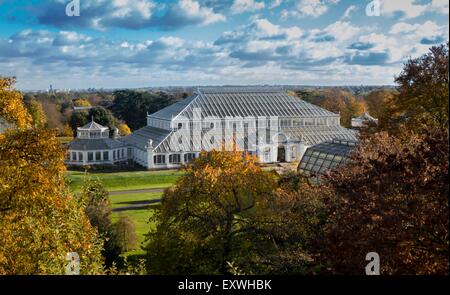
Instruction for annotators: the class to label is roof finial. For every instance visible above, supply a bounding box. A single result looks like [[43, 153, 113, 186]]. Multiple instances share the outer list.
[[91, 115, 94, 122]]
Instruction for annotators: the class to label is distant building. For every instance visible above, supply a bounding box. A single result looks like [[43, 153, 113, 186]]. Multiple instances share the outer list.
[[123, 87, 357, 169], [351, 112, 378, 128], [73, 106, 94, 111], [67, 87, 358, 169], [298, 138, 357, 178], [66, 120, 127, 166]]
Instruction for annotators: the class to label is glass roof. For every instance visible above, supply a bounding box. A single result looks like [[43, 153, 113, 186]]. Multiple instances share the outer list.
[[298, 138, 357, 177], [150, 87, 339, 120]]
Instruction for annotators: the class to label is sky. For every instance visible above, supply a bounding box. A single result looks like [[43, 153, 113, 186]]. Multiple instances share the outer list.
[[0, 0, 448, 90]]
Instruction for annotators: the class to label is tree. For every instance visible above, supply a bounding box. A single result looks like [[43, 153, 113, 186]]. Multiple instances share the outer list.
[[69, 110, 89, 134], [295, 88, 365, 127], [111, 90, 178, 130], [70, 107, 117, 136], [0, 128, 105, 274], [316, 126, 449, 274], [88, 107, 116, 134], [144, 151, 276, 274], [41, 100, 66, 135], [111, 215, 138, 253], [392, 43, 449, 130], [0, 78, 104, 274], [0, 77, 31, 129], [364, 89, 397, 128], [118, 123, 131, 136], [80, 178, 123, 267], [73, 99, 91, 107], [242, 174, 326, 274], [25, 98, 48, 128], [81, 178, 112, 235]]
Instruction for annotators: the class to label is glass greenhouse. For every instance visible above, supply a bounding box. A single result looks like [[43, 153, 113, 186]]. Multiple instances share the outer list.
[[298, 138, 357, 177]]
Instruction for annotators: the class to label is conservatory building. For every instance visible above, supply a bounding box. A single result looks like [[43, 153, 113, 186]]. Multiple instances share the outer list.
[[66, 120, 127, 166], [123, 87, 357, 169]]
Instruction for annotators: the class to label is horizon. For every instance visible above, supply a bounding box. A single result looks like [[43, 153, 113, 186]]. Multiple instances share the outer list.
[[21, 83, 396, 92]]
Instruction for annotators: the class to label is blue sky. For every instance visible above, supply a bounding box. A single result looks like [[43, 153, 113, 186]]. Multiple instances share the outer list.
[[0, 0, 448, 90]]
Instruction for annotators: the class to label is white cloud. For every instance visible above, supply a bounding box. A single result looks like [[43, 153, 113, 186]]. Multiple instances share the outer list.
[[111, 0, 155, 19], [380, 0, 428, 19], [295, 0, 340, 18], [231, 0, 265, 14], [270, 0, 283, 9], [36, 0, 225, 30], [389, 20, 447, 39], [323, 21, 361, 41], [174, 0, 226, 25], [428, 0, 449, 14]]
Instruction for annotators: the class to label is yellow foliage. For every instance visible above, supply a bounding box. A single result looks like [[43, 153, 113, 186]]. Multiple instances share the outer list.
[[0, 77, 32, 130], [118, 123, 132, 136], [73, 99, 91, 107], [0, 128, 104, 274]]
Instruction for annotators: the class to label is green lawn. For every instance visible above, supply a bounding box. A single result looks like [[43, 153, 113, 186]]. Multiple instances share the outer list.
[[109, 192, 162, 208], [110, 193, 163, 257], [66, 169, 181, 258], [66, 170, 183, 192]]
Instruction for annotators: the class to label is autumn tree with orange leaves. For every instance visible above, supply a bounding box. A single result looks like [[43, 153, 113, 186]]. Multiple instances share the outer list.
[[0, 77, 104, 274], [314, 126, 449, 274]]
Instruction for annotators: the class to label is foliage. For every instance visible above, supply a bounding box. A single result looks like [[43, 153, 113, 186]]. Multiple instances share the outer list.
[[81, 178, 113, 235], [243, 175, 327, 274], [118, 123, 132, 136], [107, 258, 147, 275], [69, 110, 90, 134], [25, 98, 48, 128], [73, 99, 92, 107], [392, 43, 449, 130], [0, 128, 104, 274], [144, 151, 276, 274], [79, 178, 124, 267], [111, 215, 138, 253], [0, 77, 31, 129], [41, 100, 68, 136], [363, 89, 397, 129], [111, 90, 179, 130], [89, 107, 117, 134], [316, 126, 449, 274], [294, 88, 366, 127]]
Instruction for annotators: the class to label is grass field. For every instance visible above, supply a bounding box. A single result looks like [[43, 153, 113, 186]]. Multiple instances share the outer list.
[[66, 170, 183, 192], [66, 169, 181, 258], [110, 192, 162, 257]]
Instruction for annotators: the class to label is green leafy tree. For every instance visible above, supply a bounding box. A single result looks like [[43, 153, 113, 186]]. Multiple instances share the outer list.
[[80, 178, 123, 267], [69, 110, 89, 134], [89, 107, 116, 134], [111, 90, 178, 130], [111, 215, 138, 253]]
